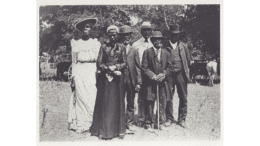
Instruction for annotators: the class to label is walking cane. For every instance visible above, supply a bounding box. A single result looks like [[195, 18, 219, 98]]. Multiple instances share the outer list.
[[156, 83, 159, 135]]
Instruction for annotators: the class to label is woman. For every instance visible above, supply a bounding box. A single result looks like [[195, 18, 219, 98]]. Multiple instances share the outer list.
[[90, 25, 126, 139], [67, 18, 101, 133]]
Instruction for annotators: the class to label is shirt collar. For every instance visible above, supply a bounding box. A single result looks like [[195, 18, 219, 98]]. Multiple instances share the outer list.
[[169, 40, 178, 49], [140, 37, 151, 43], [153, 47, 161, 53]]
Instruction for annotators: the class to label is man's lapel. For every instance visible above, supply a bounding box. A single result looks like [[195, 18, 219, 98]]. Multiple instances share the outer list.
[[149, 47, 156, 70], [165, 41, 172, 52], [126, 45, 133, 55], [178, 42, 185, 59], [177, 41, 183, 51], [126, 45, 133, 66], [161, 49, 167, 67]]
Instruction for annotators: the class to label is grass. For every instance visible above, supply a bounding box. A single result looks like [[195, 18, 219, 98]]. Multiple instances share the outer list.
[[39, 80, 220, 141]]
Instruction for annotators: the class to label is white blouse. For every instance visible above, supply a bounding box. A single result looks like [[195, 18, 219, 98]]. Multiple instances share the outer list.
[[71, 38, 101, 62]]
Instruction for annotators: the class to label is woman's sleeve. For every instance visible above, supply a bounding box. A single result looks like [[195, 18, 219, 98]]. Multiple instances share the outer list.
[[114, 44, 127, 71], [71, 39, 78, 64], [96, 44, 108, 71], [94, 39, 101, 61], [71, 39, 78, 77]]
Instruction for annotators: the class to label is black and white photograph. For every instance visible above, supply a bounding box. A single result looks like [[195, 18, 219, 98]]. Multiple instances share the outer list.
[[37, 1, 222, 143]]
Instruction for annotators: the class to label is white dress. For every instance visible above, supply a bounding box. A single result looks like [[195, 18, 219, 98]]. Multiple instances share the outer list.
[[68, 38, 101, 133]]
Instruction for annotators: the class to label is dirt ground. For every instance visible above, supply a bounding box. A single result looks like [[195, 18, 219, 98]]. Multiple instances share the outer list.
[[39, 80, 221, 141]]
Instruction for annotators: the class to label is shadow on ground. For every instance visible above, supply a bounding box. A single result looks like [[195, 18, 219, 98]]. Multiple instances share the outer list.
[[39, 81, 221, 141]]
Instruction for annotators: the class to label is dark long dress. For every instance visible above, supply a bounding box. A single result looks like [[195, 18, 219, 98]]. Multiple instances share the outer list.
[[90, 43, 126, 139]]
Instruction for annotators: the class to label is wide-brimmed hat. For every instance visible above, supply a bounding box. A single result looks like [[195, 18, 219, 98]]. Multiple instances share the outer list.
[[107, 25, 119, 33], [150, 31, 164, 39], [141, 21, 152, 29], [75, 18, 97, 31], [119, 25, 133, 34], [168, 24, 181, 34]]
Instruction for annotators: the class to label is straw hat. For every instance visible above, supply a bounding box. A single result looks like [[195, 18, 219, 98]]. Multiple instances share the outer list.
[[75, 18, 97, 31]]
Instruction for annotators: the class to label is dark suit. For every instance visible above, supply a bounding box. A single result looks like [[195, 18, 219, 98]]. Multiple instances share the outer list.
[[164, 41, 192, 123], [124, 45, 142, 126], [142, 47, 173, 125]]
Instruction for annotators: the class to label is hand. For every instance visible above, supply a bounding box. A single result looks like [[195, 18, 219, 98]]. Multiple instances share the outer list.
[[135, 84, 141, 92], [152, 75, 157, 81], [156, 73, 165, 82], [109, 65, 117, 71], [113, 71, 121, 76], [70, 77, 75, 92]]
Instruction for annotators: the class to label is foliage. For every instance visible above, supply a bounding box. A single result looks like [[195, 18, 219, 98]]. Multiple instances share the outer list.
[[182, 5, 220, 60], [39, 5, 220, 60]]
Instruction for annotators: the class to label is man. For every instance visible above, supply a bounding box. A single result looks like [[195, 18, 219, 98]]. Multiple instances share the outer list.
[[118, 25, 142, 132], [164, 24, 192, 128], [142, 31, 173, 132], [132, 21, 153, 125]]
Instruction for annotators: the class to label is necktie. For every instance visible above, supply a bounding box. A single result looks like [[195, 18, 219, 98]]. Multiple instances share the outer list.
[[144, 38, 148, 43], [155, 49, 159, 62]]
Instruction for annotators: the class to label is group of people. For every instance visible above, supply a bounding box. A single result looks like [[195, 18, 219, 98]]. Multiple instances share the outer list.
[[67, 17, 192, 140]]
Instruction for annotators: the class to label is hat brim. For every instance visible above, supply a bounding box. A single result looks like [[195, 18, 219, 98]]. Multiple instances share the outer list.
[[141, 26, 152, 29], [168, 30, 182, 34], [75, 18, 97, 31], [118, 32, 133, 34], [150, 37, 164, 39]]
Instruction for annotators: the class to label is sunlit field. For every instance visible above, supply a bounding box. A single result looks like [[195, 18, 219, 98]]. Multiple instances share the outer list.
[[39, 80, 220, 141]]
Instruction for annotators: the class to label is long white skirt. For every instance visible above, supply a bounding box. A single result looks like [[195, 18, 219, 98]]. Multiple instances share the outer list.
[[68, 62, 97, 133]]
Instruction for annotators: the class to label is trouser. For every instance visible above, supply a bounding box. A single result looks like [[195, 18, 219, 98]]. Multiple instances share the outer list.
[[125, 82, 136, 126], [166, 71, 188, 122], [137, 86, 145, 122], [144, 100, 166, 126], [144, 83, 167, 126]]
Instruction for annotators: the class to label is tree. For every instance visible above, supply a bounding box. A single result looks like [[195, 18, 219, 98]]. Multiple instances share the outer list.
[[39, 5, 220, 61], [182, 5, 220, 60]]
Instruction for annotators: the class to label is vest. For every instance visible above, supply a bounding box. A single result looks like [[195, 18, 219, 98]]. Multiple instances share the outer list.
[[124, 46, 132, 85], [154, 51, 163, 75], [172, 47, 183, 72]]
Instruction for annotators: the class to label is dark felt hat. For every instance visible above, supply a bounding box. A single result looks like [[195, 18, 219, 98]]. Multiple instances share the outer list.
[[119, 25, 133, 34], [75, 18, 97, 31], [168, 24, 181, 34], [150, 31, 164, 39]]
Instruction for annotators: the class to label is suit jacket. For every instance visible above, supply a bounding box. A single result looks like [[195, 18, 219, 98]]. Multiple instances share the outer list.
[[141, 47, 173, 101], [164, 41, 192, 82], [125, 45, 142, 86]]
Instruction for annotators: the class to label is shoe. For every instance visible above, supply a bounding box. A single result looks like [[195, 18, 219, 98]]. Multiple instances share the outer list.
[[137, 121, 144, 127], [127, 125, 138, 132], [126, 129, 134, 134], [159, 125, 169, 131], [98, 135, 103, 140], [154, 125, 169, 131], [118, 135, 124, 139], [164, 120, 173, 127], [145, 125, 155, 133], [178, 120, 187, 128]]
